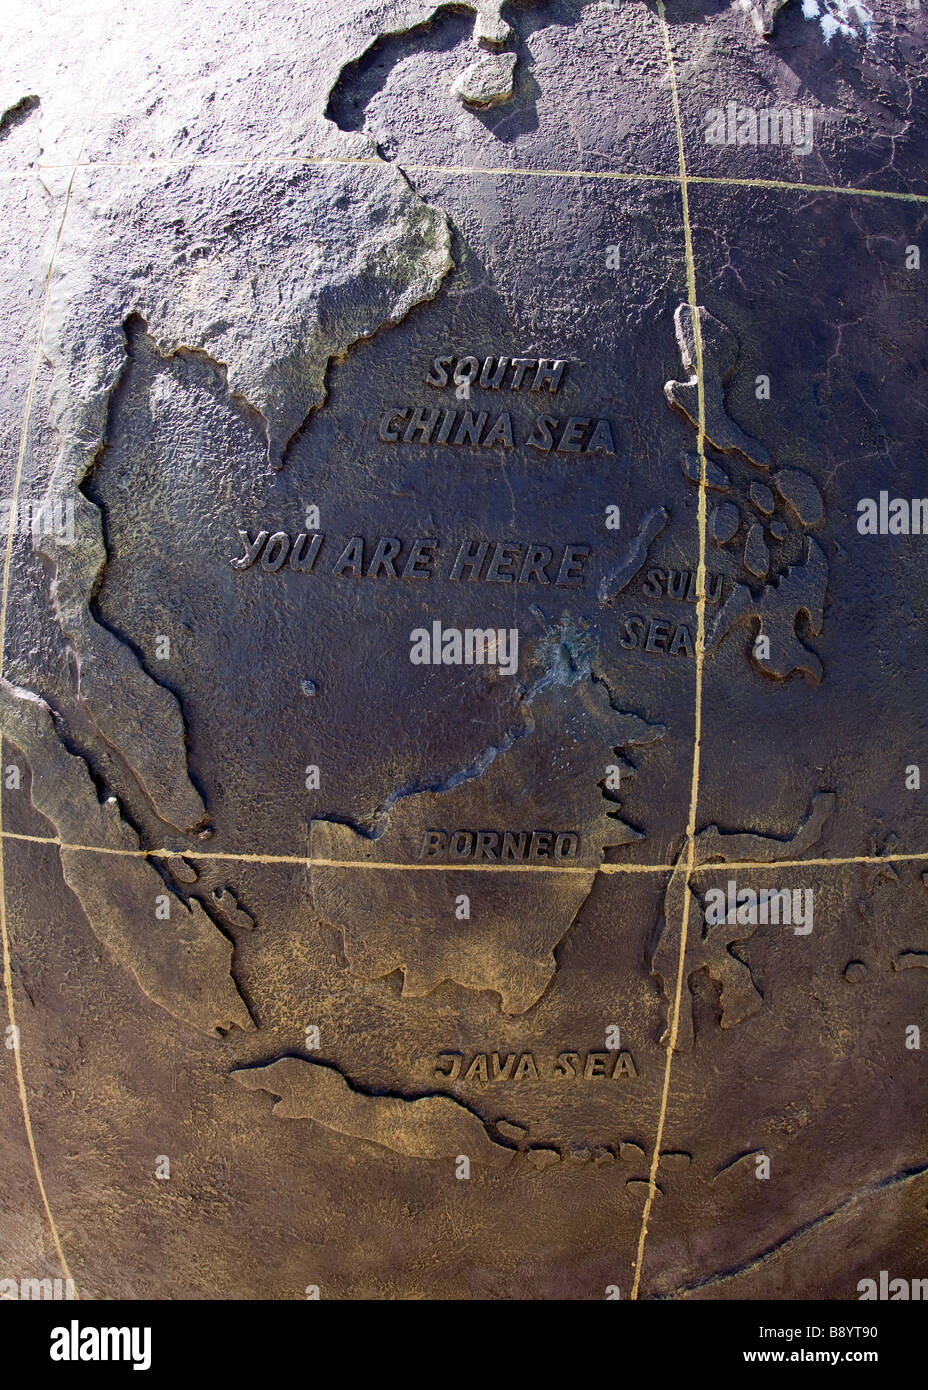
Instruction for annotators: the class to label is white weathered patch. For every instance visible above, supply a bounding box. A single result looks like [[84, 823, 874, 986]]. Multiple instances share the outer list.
[[802, 0, 875, 40]]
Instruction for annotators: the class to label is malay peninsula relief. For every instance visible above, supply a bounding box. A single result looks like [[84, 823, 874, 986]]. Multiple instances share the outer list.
[[0, 0, 926, 1306]]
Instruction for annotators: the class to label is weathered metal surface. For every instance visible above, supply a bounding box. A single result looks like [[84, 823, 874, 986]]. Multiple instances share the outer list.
[[0, 0, 926, 1301]]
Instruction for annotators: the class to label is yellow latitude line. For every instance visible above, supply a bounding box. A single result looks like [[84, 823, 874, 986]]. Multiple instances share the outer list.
[[0, 51, 922, 1307], [2, 829, 926, 876], [23, 157, 927, 204]]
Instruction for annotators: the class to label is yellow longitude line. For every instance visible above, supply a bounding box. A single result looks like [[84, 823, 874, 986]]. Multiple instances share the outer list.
[[630, 0, 709, 1303], [3, 88, 924, 1307], [0, 152, 82, 1294]]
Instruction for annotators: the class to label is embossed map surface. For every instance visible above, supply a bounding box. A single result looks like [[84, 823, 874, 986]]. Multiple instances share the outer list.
[[0, 0, 926, 1301]]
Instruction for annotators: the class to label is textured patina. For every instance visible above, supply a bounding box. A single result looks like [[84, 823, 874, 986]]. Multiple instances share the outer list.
[[0, 0, 926, 1300]]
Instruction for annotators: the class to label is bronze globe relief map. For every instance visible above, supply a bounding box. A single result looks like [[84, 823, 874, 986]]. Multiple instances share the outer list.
[[0, 0, 926, 1306]]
